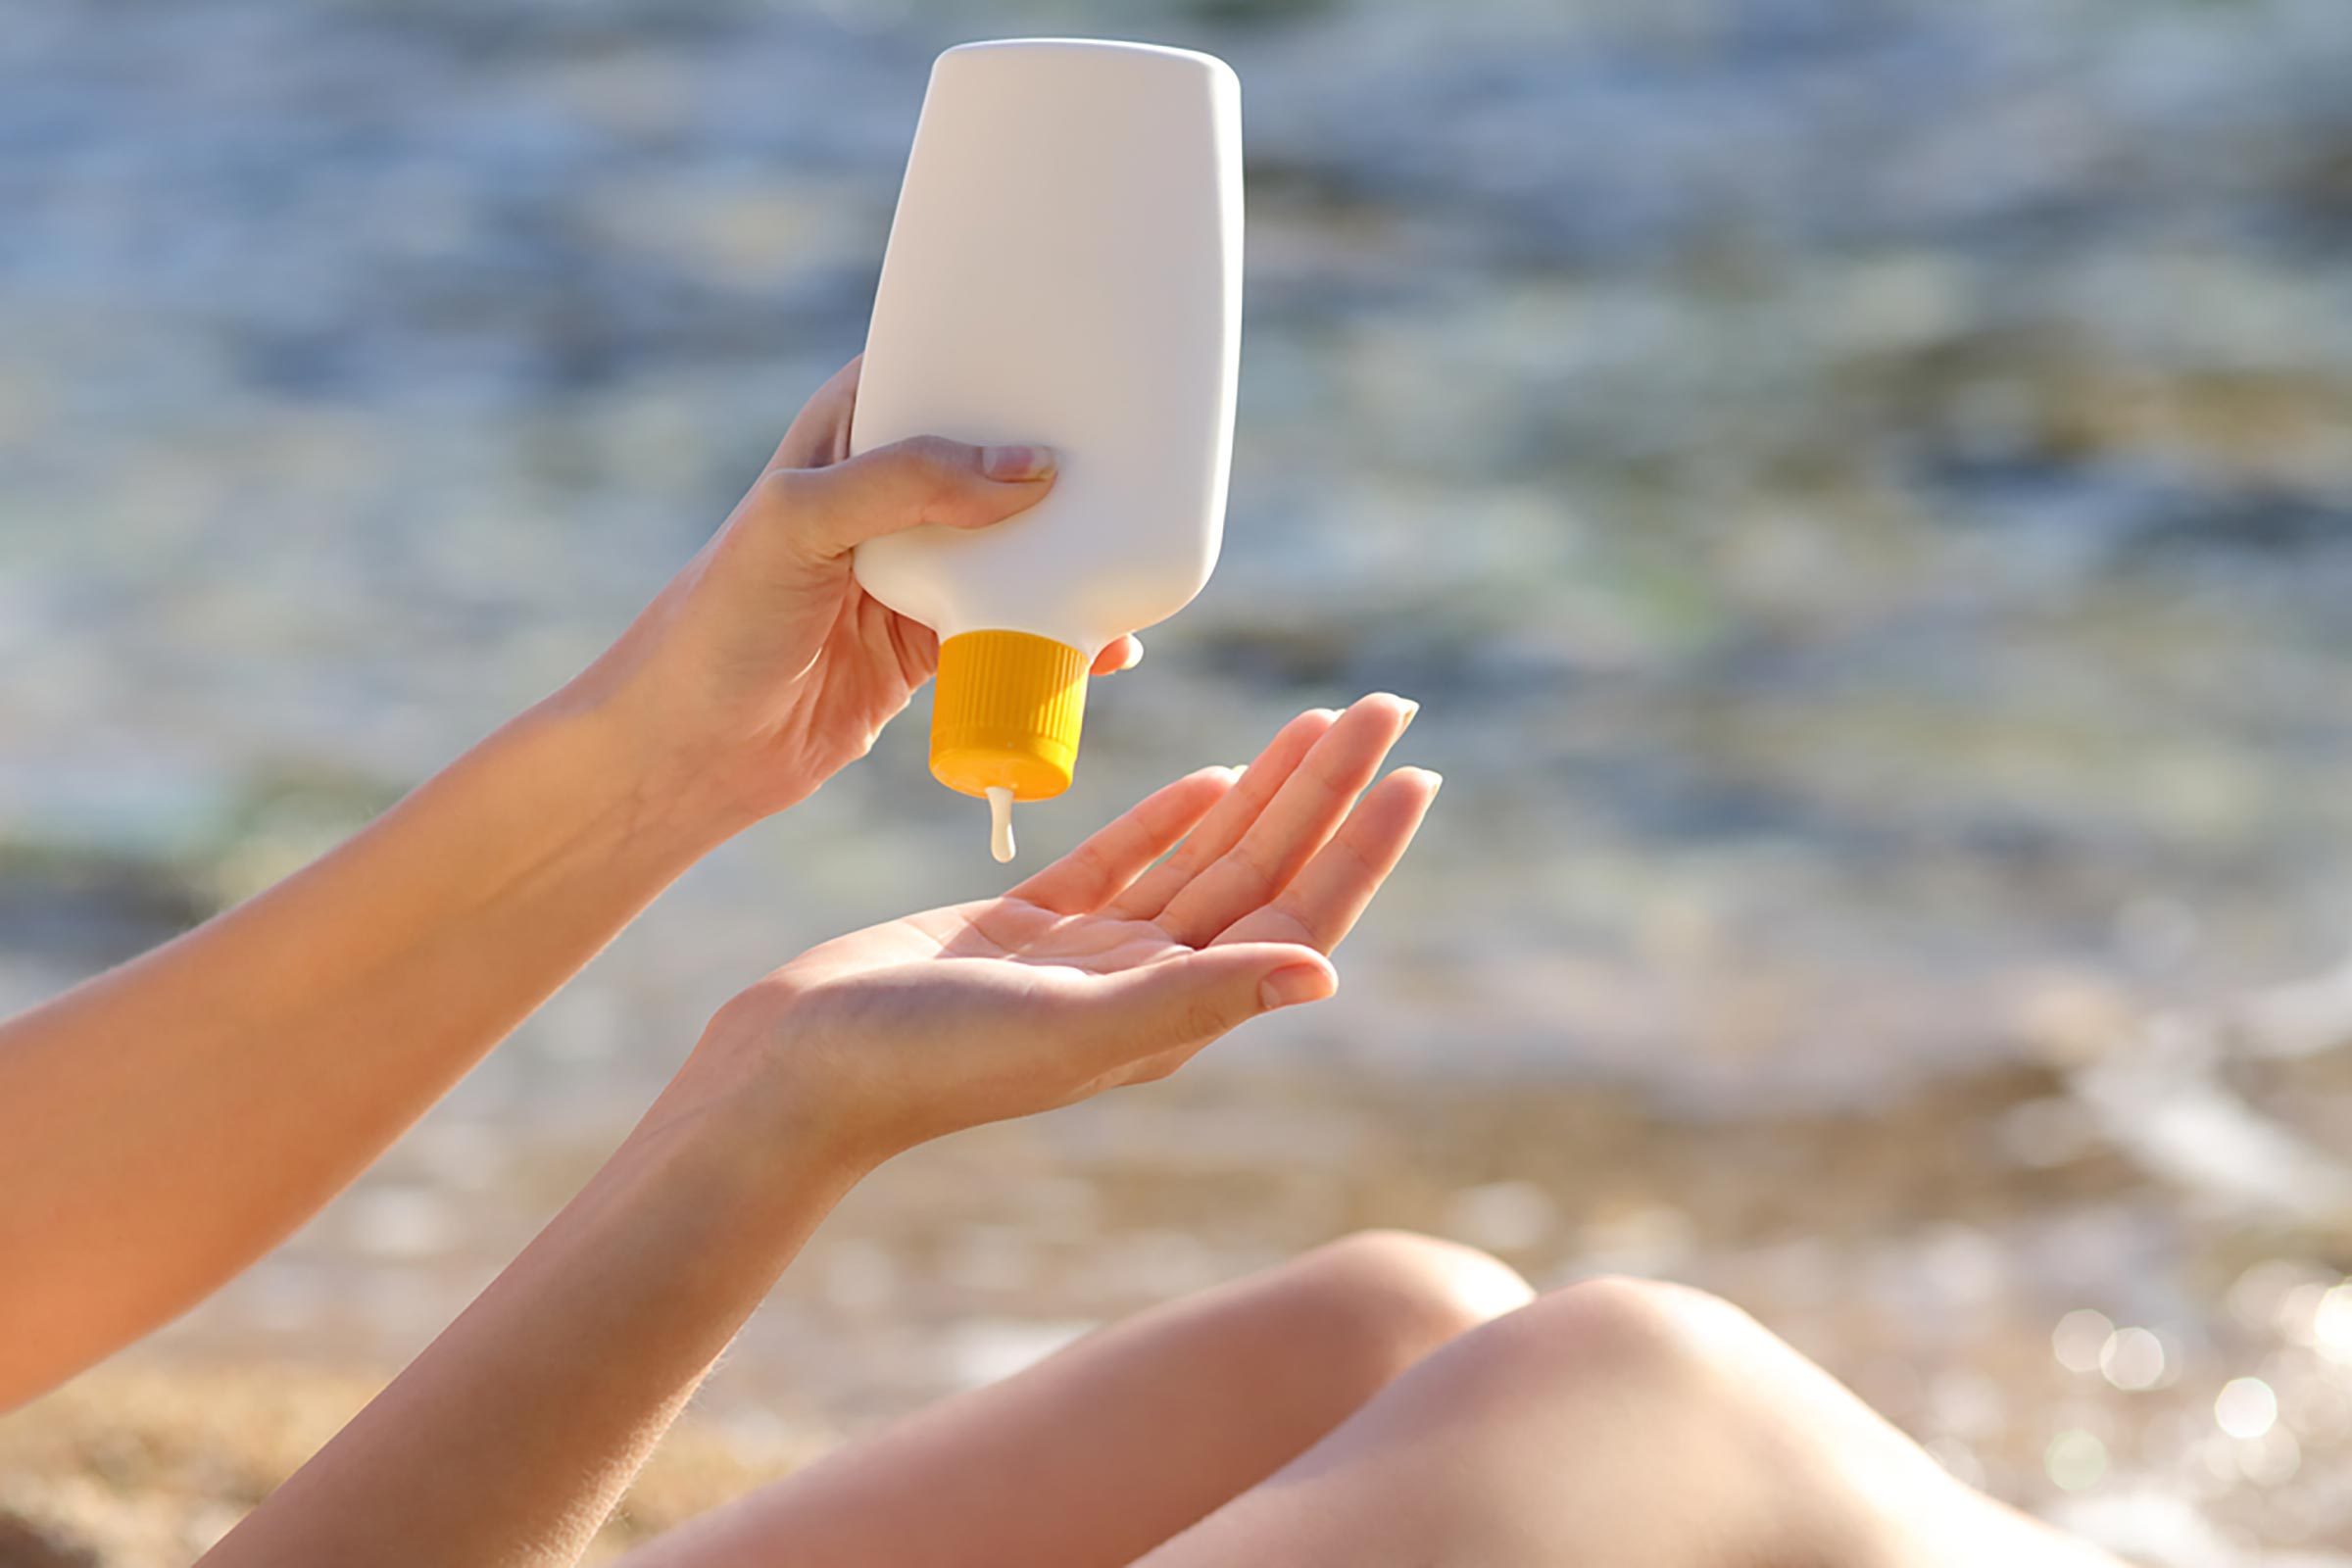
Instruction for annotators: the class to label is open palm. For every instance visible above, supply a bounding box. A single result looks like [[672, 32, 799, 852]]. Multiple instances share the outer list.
[[716, 695, 1432, 1163]]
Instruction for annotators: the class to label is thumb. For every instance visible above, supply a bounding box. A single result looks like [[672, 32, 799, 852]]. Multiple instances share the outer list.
[[1087, 943, 1338, 1061], [770, 434, 1056, 560]]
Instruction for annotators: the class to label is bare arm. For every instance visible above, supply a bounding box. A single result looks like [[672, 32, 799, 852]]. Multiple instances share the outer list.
[[0, 360, 1137, 1408], [0, 696, 729, 1407], [200, 697, 1431, 1568], [201, 1089, 854, 1568]]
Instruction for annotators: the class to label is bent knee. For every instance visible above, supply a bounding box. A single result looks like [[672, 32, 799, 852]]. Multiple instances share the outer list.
[[1430, 1278, 1902, 1491], [1253, 1231, 1534, 1386], [1423, 1275, 1779, 1426], [1433, 1280, 1965, 1562], [1516, 1276, 1763, 1381]]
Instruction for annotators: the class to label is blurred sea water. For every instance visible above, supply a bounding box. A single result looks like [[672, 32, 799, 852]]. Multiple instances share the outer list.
[[5, 0, 2352, 1554]]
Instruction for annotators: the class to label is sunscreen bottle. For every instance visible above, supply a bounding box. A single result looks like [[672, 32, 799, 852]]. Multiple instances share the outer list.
[[850, 38, 1244, 860]]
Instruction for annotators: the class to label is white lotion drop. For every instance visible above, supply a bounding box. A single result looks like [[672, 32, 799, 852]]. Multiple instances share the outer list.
[[987, 785, 1016, 864]]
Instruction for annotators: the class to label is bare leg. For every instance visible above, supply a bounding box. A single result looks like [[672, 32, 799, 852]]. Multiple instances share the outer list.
[[618, 1232, 1532, 1568], [1137, 1278, 2124, 1568]]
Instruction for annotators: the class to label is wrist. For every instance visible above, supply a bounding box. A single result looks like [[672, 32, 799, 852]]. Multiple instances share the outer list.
[[654, 985, 905, 1187], [632, 1043, 876, 1226], [523, 677, 767, 863]]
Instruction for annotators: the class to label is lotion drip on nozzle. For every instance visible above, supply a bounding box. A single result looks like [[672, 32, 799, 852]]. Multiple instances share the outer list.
[[986, 786, 1016, 863]]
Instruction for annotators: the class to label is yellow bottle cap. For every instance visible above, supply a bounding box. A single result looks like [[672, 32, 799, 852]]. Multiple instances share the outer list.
[[930, 630, 1090, 802]]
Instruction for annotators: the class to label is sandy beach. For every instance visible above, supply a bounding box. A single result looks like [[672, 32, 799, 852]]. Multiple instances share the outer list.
[[0, 1356, 825, 1566]]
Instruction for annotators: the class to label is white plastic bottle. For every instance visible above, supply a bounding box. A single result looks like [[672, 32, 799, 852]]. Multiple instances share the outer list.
[[850, 38, 1244, 859]]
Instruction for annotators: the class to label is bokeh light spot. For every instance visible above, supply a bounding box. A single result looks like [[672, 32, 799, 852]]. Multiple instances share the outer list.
[[2217, 1377, 2279, 1440], [2044, 1429, 2107, 1492], [2052, 1308, 2113, 1373], [2099, 1326, 2166, 1392]]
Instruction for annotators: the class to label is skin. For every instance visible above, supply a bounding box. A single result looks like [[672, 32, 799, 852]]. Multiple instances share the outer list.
[[0, 359, 1135, 1408], [201, 693, 1436, 1568], [1129, 1280, 2124, 1568], [0, 362, 2120, 1567], [618, 1231, 1540, 1568]]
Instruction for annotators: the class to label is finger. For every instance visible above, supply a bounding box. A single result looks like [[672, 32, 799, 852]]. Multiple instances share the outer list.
[[1079, 942, 1336, 1064], [770, 356, 864, 469], [1008, 765, 1239, 916], [1213, 766, 1441, 952], [1152, 693, 1418, 947], [1105, 707, 1340, 923], [1090, 634, 1144, 677], [765, 434, 1057, 560]]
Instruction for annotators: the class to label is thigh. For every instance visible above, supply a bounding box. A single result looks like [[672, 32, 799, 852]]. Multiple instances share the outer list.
[[1134, 1279, 2123, 1568], [617, 1232, 1527, 1568]]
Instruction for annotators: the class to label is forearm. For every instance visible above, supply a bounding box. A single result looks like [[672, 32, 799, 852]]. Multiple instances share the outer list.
[[201, 1089, 857, 1568], [0, 691, 749, 1405]]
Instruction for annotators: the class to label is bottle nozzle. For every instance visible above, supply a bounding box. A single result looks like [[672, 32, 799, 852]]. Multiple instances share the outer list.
[[929, 630, 1090, 805]]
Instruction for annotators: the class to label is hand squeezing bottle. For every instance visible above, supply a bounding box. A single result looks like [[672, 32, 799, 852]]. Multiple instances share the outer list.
[[850, 38, 1244, 860]]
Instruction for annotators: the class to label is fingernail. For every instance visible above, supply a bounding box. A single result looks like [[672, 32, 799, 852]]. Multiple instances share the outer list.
[[1259, 965, 1333, 1012], [1397, 698, 1421, 732], [981, 444, 1054, 480], [1422, 768, 1445, 798], [1122, 638, 1146, 670]]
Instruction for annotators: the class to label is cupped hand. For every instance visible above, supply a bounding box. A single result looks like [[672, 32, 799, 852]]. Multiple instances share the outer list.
[[681, 694, 1432, 1171], [568, 358, 1145, 826]]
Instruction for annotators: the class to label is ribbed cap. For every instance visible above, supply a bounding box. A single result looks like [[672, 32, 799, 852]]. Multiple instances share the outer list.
[[930, 630, 1090, 802]]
